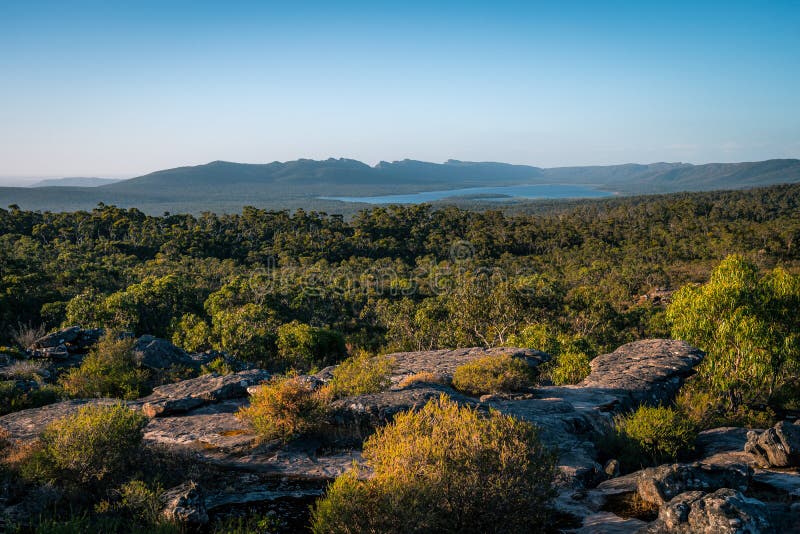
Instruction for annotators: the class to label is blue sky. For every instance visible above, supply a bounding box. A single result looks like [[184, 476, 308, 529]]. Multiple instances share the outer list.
[[1, 1, 799, 181]]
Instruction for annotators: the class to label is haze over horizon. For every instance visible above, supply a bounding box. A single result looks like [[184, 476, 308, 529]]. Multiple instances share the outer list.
[[1, 0, 799, 183]]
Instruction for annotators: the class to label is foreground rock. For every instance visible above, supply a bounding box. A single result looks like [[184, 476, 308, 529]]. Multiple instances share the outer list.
[[579, 339, 704, 410], [745, 420, 800, 468], [643, 488, 774, 533], [139, 369, 270, 417], [636, 462, 752, 506], [160, 481, 208, 525], [386, 346, 550, 383]]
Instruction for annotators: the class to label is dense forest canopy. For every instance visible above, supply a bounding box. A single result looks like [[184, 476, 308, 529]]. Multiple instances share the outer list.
[[2, 183, 798, 359]]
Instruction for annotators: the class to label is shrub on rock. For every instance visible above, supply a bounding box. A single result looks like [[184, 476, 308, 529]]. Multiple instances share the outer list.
[[238, 375, 328, 442], [59, 334, 149, 400], [604, 405, 697, 471], [328, 351, 393, 398], [22, 403, 147, 486], [311, 395, 557, 533], [550, 350, 591, 385], [451, 354, 534, 396]]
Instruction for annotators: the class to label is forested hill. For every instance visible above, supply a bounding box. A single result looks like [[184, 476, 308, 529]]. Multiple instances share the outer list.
[[1, 181, 798, 355], [0, 158, 798, 214]]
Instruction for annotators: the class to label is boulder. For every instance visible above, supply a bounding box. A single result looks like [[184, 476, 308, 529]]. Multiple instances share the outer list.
[[385, 346, 550, 383], [139, 369, 270, 417], [160, 481, 208, 525], [636, 462, 752, 506], [132, 336, 195, 370], [644, 489, 774, 533], [745, 420, 800, 468], [29, 326, 81, 349], [579, 339, 704, 409]]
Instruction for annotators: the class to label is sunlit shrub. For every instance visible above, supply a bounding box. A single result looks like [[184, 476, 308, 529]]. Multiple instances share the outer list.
[[276, 321, 346, 371], [397, 371, 449, 389], [59, 334, 149, 400], [601, 405, 697, 472], [22, 403, 147, 486], [238, 375, 328, 442], [451, 354, 534, 396], [550, 350, 591, 385], [170, 313, 212, 353], [311, 395, 557, 533], [328, 351, 393, 398]]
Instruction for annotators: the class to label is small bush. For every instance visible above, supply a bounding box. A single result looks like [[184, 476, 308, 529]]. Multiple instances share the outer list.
[[200, 356, 234, 376], [24, 403, 147, 486], [238, 375, 329, 442], [10, 322, 47, 349], [311, 395, 557, 533], [452, 354, 534, 396], [397, 371, 449, 389], [276, 321, 346, 371], [0, 380, 62, 415], [96, 479, 163, 525], [550, 351, 591, 385], [328, 351, 393, 398], [170, 313, 212, 353], [60, 334, 149, 400], [674, 382, 777, 430], [603, 405, 697, 471], [1, 359, 47, 380]]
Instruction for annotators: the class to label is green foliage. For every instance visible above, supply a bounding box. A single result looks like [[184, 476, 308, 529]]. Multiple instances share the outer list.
[[59, 334, 149, 400], [276, 320, 346, 371], [550, 350, 592, 385], [210, 303, 278, 364], [668, 255, 800, 410], [200, 356, 234, 375], [238, 375, 329, 442], [210, 512, 285, 534], [602, 405, 697, 472], [0, 381, 62, 415], [95, 480, 164, 525], [170, 313, 211, 353], [451, 354, 535, 396], [328, 351, 394, 398], [24, 403, 147, 486], [311, 395, 557, 533]]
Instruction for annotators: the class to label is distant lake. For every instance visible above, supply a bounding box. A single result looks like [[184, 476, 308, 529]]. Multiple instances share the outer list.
[[320, 184, 614, 204]]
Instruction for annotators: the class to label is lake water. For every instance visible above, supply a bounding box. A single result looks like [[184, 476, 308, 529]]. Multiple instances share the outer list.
[[321, 184, 614, 204]]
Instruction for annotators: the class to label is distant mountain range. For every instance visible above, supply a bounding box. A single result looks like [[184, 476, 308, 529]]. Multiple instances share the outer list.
[[29, 177, 123, 188], [1, 158, 799, 214]]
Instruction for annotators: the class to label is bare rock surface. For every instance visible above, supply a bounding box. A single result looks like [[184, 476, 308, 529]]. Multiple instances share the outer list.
[[385, 346, 550, 382], [636, 462, 752, 506], [139, 369, 270, 417], [132, 335, 196, 370], [642, 488, 774, 533], [745, 420, 800, 468], [579, 339, 704, 410], [161, 481, 208, 525]]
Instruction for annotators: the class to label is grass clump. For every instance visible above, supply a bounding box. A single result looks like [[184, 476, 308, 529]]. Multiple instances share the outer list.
[[238, 375, 329, 442], [59, 334, 149, 400], [21, 403, 147, 487], [311, 395, 557, 533], [451, 354, 534, 396], [397, 371, 449, 389], [602, 405, 697, 472], [328, 351, 393, 398]]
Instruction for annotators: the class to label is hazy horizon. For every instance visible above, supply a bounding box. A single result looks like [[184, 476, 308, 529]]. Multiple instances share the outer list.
[[2, 1, 799, 180]]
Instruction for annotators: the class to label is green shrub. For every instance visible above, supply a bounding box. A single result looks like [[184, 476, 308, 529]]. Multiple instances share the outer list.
[[452, 354, 534, 396], [276, 321, 346, 371], [311, 395, 557, 533], [200, 356, 234, 376], [238, 375, 329, 442], [96, 479, 163, 525], [25, 403, 147, 486], [550, 350, 592, 385], [328, 351, 393, 398], [603, 405, 697, 471], [170, 313, 212, 353], [59, 334, 149, 400], [0, 380, 63, 415]]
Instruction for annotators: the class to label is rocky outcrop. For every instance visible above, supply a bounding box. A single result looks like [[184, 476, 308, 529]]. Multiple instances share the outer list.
[[139, 369, 270, 417], [160, 481, 208, 525], [386, 346, 550, 383], [132, 335, 196, 370], [644, 489, 774, 533], [27, 326, 105, 359], [745, 420, 800, 468], [636, 462, 752, 506], [579, 339, 704, 410]]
